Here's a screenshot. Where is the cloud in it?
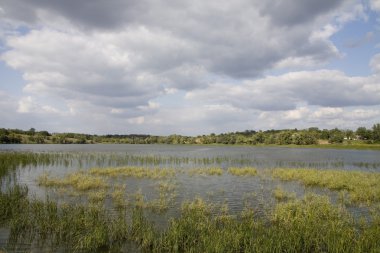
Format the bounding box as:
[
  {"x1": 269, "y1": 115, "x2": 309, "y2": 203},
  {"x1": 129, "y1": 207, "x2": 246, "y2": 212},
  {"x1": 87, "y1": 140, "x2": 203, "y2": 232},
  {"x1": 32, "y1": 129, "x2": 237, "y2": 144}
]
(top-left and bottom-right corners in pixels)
[
  {"x1": 0, "y1": 1, "x2": 378, "y2": 135},
  {"x1": 370, "y1": 0, "x2": 380, "y2": 12},
  {"x1": 370, "y1": 53, "x2": 380, "y2": 73},
  {"x1": 186, "y1": 70, "x2": 380, "y2": 111}
]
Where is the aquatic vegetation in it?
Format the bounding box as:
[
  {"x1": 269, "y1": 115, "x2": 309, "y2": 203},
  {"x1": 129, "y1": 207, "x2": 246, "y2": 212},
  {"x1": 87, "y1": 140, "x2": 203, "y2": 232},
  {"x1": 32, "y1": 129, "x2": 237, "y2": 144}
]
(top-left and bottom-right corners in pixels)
[
  {"x1": 228, "y1": 167, "x2": 257, "y2": 176},
  {"x1": 0, "y1": 185, "x2": 130, "y2": 252},
  {"x1": 1, "y1": 183, "x2": 380, "y2": 252},
  {"x1": 136, "y1": 194, "x2": 380, "y2": 252},
  {"x1": 112, "y1": 186, "x2": 127, "y2": 209},
  {"x1": 272, "y1": 187, "x2": 295, "y2": 201},
  {"x1": 38, "y1": 172, "x2": 108, "y2": 191},
  {"x1": 188, "y1": 167, "x2": 223, "y2": 176},
  {"x1": 88, "y1": 189, "x2": 107, "y2": 203},
  {"x1": 1, "y1": 150, "x2": 380, "y2": 252},
  {"x1": 89, "y1": 166, "x2": 176, "y2": 179},
  {"x1": 272, "y1": 168, "x2": 380, "y2": 204}
]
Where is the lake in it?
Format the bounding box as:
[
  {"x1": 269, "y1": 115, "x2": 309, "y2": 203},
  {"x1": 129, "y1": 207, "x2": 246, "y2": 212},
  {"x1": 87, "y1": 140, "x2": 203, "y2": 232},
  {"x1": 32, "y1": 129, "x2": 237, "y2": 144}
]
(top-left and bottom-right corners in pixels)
[{"x1": 1, "y1": 144, "x2": 380, "y2": 252}]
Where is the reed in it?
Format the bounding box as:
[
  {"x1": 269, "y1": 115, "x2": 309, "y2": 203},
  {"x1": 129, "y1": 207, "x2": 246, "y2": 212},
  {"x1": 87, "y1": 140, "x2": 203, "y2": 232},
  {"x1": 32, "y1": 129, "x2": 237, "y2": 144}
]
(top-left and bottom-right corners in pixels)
[
  {"x1": 228, "y1": 167, "x2": 257, "y2": 176},
  {"x1": 272, "y1": 168, "x2": 380, "y2": 204},
  {"x1": 1, "y1": 184, "x2": 380, "y2": 252},
  {"x1": 147, "y1": 194, "x2": 380, "y2": 252}
]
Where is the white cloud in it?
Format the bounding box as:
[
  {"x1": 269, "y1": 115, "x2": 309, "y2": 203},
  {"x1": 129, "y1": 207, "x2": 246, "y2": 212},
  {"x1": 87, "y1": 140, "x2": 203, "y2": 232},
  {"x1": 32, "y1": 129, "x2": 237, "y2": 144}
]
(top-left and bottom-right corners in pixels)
[
  {"x1": 370, "y1": 0, "x2": 380, "y2": 12},
  {"x1": 370, "y1": 53, "x2": 380, "y2": 73}
]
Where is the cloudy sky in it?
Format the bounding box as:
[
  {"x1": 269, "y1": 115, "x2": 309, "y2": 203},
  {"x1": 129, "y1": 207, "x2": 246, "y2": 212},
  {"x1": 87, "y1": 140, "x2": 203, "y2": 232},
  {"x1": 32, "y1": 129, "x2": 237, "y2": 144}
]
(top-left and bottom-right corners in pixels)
[{"x1": 0, "y1": 0, "x2": 380, "y2": 135}]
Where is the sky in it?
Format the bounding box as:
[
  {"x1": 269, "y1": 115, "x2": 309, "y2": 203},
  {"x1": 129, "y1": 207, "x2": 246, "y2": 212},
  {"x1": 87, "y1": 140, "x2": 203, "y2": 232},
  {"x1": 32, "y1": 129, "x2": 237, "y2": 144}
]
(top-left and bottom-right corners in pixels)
[{"x1": 0, "y1": 0, "x2": 380, "y2": 136}]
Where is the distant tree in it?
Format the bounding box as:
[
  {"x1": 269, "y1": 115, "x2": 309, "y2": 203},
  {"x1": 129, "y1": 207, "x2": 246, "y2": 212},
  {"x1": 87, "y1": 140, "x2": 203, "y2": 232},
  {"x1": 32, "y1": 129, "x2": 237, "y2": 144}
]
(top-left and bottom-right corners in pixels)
[
  {"x1": 356, "y1": 127, "x2": 371, "y2": 140},
  {"x1": 344, "y1": 130, "x2": 354, "y2": 140},
  {"x1": 373, "y1": 123, "x2": 380, "y2": 142},
  {"x1": 277, "y1": 131, "x2": 292, "y2": 145},
  {"x1": 28, "y1": 128, "x2": 36, "y2": 136},
  {"x1": 320, "y1": 129, "x2": 330, "y2": 140},
  {"x1": 328, "y1": 128, "x2": 344, "y2": 143}
]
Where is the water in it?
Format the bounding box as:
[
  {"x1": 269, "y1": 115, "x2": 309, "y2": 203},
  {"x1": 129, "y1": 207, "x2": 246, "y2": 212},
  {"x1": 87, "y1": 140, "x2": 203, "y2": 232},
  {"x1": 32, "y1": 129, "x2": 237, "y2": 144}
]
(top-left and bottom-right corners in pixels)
[{"x1": 1, "y1": 144, "x2": 380, "y2": 252}]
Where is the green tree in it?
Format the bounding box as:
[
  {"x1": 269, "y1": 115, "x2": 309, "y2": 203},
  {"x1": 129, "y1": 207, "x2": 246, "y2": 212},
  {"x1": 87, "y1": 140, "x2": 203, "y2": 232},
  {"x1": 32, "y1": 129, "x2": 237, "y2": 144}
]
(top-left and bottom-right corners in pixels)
[
  {"x1": 372, "y1": 123, "x2": 380, "y2": 142},
  {"x1": 356, "y1": 127, "x2": 371, "y2": 140}
]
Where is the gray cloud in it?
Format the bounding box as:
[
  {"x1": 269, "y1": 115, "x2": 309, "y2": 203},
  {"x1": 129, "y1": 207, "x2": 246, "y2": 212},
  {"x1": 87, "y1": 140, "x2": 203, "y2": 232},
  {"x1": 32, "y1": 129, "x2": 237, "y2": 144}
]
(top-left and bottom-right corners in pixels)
[
  {"x1": 259, "y1": 0, "x2": 344, "y2": 26},
  {"x1": 186, "y1": 70, "x2": 380, "y2": 111},
  {"x1": 1, "y1": 0, "x2": 347, "y2": 81},
  {"x1": 0, "y1": 0, "x2": 145, "y2": 29}
]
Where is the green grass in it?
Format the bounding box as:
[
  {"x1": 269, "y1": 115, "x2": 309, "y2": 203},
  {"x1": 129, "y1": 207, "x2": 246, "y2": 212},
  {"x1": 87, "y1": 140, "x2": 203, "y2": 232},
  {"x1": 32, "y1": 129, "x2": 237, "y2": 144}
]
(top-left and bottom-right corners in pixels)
[
  {"x1": 272, "y1": 168, "x2": 380, "y2": 204},
  {"x1": 228, "y1": 167, "x2": 258, "y2": 176},
  {"x1": 272, "y1": 187, "x2": 296, "y2": 201},
  {"x1": 1, "y1": 184, "x2": 380, "y2": 252},
  {"x1": 134, "y1": 194, "x2": 380, "y2": 252},
  {"x1": 38, "y1": 172, "x2": 108, "y2": 191}
]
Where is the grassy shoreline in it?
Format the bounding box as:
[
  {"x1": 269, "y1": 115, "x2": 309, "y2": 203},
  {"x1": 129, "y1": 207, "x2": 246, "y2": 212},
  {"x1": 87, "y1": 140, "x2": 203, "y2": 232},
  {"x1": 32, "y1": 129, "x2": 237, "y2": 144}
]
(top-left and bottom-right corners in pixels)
[{"x1": 2, "y1": 142, "x2": 380, "y2": 151}]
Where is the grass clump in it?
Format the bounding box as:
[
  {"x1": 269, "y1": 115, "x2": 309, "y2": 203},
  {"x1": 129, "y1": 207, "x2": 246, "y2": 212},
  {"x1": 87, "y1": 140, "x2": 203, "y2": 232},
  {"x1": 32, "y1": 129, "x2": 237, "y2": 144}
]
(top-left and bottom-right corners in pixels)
[
  {"x1": 188, "y1": 167, "x2": 223, "y2": 176},
  {"x1": 272, "y1": 187, "x2": 295, "y2": 201},
  {"x1": 89, "y1": 166, "x2": 176, "y2": 179},
  {"x1": 38, "y1": 172, "x2": 108, "y2": 191},
  {"x1": 272, "y1": 168, "x2": 380, "y2": 204},
  {"x1": 228, "y1": 167, "x2": 258, "y2": 176}
]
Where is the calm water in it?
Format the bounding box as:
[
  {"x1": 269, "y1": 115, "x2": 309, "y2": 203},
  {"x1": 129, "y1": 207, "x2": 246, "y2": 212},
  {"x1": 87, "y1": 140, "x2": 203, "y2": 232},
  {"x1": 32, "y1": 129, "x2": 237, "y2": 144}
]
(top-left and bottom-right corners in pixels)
[{"x1": 1, "y1": 144, "x2": 380, "y2": 252}]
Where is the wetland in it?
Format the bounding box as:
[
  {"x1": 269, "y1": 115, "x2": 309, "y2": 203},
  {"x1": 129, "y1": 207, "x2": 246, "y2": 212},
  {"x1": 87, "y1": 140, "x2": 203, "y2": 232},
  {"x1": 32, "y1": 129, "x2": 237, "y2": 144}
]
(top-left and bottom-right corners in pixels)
[{"x1": 0, "y1": 144, "x2": 380, "y2": 252}]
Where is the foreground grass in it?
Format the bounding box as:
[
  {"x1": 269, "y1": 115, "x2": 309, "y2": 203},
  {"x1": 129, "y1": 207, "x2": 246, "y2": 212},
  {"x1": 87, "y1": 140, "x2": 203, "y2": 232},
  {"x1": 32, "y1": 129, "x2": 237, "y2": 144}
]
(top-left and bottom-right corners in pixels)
[
  {"x1": 1, "y1": 184, "x2": 379, "y2": 252},
  {"x1": 272, "y1": 168, "x2": 380, "y2": 204},
  {"x1": 134, "y1": 194, "x2": 380, "y2": 253}
]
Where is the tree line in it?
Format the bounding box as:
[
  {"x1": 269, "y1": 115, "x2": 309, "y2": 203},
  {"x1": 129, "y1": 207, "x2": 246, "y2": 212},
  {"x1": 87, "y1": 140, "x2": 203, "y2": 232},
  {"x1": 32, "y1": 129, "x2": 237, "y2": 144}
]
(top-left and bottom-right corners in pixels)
[{"x1": 1, "y1": 124, "x2": 380, "y2": 145}]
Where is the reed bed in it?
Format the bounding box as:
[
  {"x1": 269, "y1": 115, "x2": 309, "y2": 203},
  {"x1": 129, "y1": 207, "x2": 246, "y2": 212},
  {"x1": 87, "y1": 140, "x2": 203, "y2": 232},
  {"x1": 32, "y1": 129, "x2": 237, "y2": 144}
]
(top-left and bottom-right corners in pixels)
[
  {"x1": 228, "y1": 167, "x2": 258, "y2": 176},
  {"x1": 272, "y1": 168, "x2": 380, "y2": 204}
]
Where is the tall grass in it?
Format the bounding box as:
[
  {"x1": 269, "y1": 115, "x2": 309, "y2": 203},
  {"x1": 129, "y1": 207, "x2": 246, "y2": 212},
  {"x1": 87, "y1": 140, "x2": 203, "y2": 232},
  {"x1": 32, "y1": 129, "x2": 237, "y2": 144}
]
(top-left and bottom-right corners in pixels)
[
  {"x1": 272, "y1": 168, "x2": 380, "y2": 204},
  {"x1": 135, "y1": 194, "x2": 380, "y2": 252},
  {"x1": 1, "y1": 185, "x2": 380, "y2": 252}
]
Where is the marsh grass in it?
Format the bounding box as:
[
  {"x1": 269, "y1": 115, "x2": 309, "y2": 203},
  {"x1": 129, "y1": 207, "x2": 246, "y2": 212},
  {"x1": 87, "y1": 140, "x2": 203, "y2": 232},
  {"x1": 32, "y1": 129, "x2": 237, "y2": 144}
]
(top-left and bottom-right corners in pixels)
[
  {"x1": 88, "y1": 189, "x2": 108, "y2": 204},
  {"x1": 1, "y1": 184, "x2": 380, "y2": 252},
  {"x1": 272, "y1": 187, "x2": 296, "y2": 201},
  {"x1": 112, "y1": 186, "x2": 127, "y2": 209},
  {"x1": 0, "y1": 185, "x2": 130, "y2": 252},
  {"x1": 89, "y1": 167, "x2": 176, "y2": 179},
  {"x1": 188, "y1": 167, "x2": 223, "y2": 176},
  {"x1": 38, "y1": 172, "x2": 108, "y2": 191},
  {"x1": 272, "y1": 168, "x2": 380, "y2": 204},
  {"x1": 228, "y1": 167, "x2": 258, "y2": 176}
]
